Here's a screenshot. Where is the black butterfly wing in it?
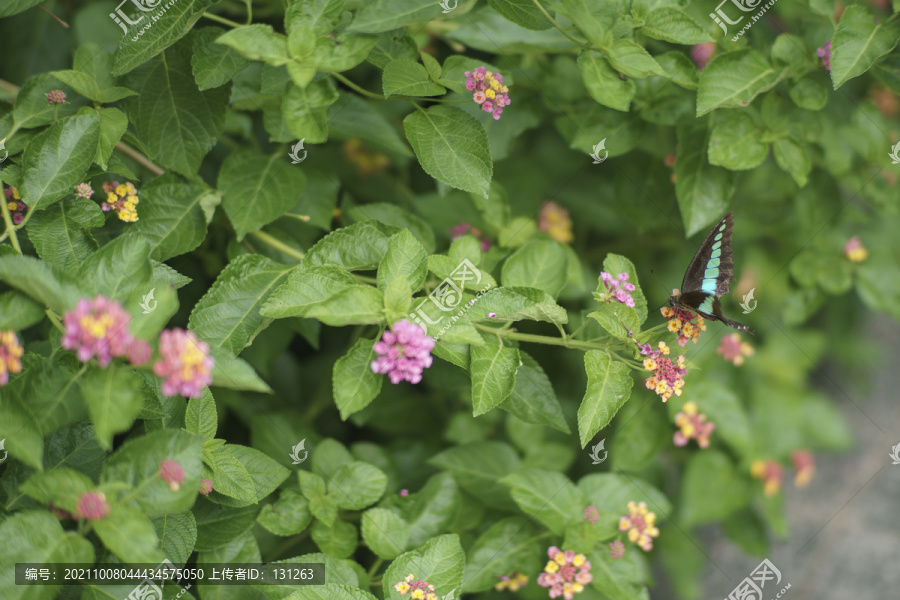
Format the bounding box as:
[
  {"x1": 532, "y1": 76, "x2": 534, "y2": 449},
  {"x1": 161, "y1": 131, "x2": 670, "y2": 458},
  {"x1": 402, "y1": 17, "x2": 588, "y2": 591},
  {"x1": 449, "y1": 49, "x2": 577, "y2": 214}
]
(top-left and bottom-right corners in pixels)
[{"x1": 680, "y1": 212, "x2": 734, "y2": 298}]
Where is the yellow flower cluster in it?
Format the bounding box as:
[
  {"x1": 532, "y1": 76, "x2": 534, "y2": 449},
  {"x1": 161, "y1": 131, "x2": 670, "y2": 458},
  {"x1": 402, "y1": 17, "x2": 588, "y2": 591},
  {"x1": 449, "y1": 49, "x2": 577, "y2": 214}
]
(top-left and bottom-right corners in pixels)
[
  {"x1": 394, "y1": 574, "x2": 438, "y2": 600},
  {"x1": 102, "y1": 181, "x2": 139, "y2": 222},
  {"x1": 0, "y1": 330, "x2": 24, "y2": 386},
  {"x1": 495, "y1": 571, "x2": 528, "y2": 592},
  {"x1": 538, "y1": 201, "x2": 573, "y2": 243},
  {"x1": 618, "y1": 501, "x2": 659, "y2": 551}
]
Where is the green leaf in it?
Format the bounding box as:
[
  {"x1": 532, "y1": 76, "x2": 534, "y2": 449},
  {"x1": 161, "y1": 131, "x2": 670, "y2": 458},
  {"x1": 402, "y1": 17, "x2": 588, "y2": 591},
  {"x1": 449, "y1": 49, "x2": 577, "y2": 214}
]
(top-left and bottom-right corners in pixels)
[
  {"x1": 26, "y1": 199, "x2": 103, "y2": 273},
  {"x1": 283, "y1": 79, "x2": 340, "y2": 144},
  {"x1": 152, "y1": 511, "x2": 197, "y2": 566},
  {"x1": 361, "y1": 508, "x2": 409, "y2": 559},
  {"x1": 578, "y1": 52, "x2": 635, "y2": 112},
  {"x1": 312, "y1": 518, "x2": 358, "y2": 558},
  {"x1": 578, "y1": 472, "x2": 672, "y2": 522},
  {"x1": 94, "y1": 505, "x2": 164, "y2": 563},
  {"x1": 209, "y1": 444, "x2": 290, "y2": 506},
  {"x1": 462, "y1": 516, "x2": 541, "y2": 592},
  {"x1": 403, "y1": 105, "x2": 493, "y2": 198},
  {"x1": 773, "y1": 137, "x2": 811, "y2": 187},
  {"x1": 0, "y1": 291, "x2": 44, "y2": 329},
  {"x1": 288, "y1": 585, "x2": 379, "y2": 600},
  {"x1": 788, "y1": 75, "x2": 828, "y2": 110},
  {"x1": 429, "y1": 441, "x2": 521, "y2": 509},
  {"x1": 209, "y1": 347, "x2": 274, "y2": 393},
  {"x1": 0, "y1": 254, "x2": 82, "y2": 314},
  {"x1": 346, "y1": 203, "x2": 436, "y2": 252},
  {"x1": 102, "y1": 429, "x2": 205, "y2": 517},
  {"x1": 10, "y1": 73, "x2": 85, "y2": 130},
  {"x1": 349, "y1": 0, "x2": 445, "y2": 33},
  {"x1": 315, "y1": 33, "x2": 379, "y2": 72},
  {"x1": 328, "y1": 461, "x2": 387, "y2": 510},
  {"x1": 606, "y1": 39, "x2": 663, "y2": 79},
  {"x1": 95, "y1": 107, "x2": 129, "y2": 170},
  {"x1": 19, "y1": 111, "x2": 100, "y2": 209},
  {"x1": 258, "y1": 489, "x2": 312, "y2": 536},
  {"x1": 589, "y1": 546, "x2": 650, "y2": 599},
  {"x1": 192, "y1": 27, "x2": 252, "y2": 90},
  {"x1": 111, "y1": 0, "x2": 216, "y2": 76},
  {"x1": 305, "y1": 221, "x2": 400, "y2": 270},
  {"x1": 501, "y1": 352, "x2": 571, "y2": 434},
  {"x1": 499, "y1": 469, "x2": 585, "y2": 535},
  {"x1": 304, "y1": 285, "x2": 385, "y2": 326},
  {"x1": 675, "y1": 124, "x2": 736, "y2": 236},
  {"x1": 204, "y1": 446, "x2": 257, "y2": 505},
  {"x1": 122, "y1": 42, "x2": 229, "y2": 177},
  {"x1": 655, "y1": 51, "x2": 699, "y2": 90},
  {"x1": 333, "y1": 338, "x2": 383, "y2": 420},
  {"x1": 378, "y1": 229, "x2": 428, "y2": 293},
  {"x1": 468, "y1": 287, "x2": 568, "y2": 324},
  {"x1": 50, "y1": 44, "x2": 137, "y2": 103},
  {"x1": 487, "y1": 0, "x2": 553, "y2": 30},
  {"x1": 383, "y1": 534, "x2": 465, "y2": 600},
  {"x1": 79, "y1": 364, "x2": 143, "y2": 451},
  {"x1": 830, "y1": 6, "x2": 900, "y2": 88},
  {"x1": 641, "y1": 8, "x2": 710, "y2": 44},
  {"x1": 286, "y1": 0, "x2": 345, "y2": 35},
  {"x1": 470, "y1": 334, "x2": 521, "y2": 416},
  {"x1": 327, "y1": 95, "x2": 414, "y2": 158},
  {"x1": 189, "y1": 254, "x2": 293, "y2": 353},
  {"x1": 610, "y1": 397, "x2": 668, "y2": 471},
  {"x1": 501, "y1": 238, "x2": 568, "y2": 298},
  {"x1": 125, "y1": 175, "x2": 214, "y2": 261},
  {"x1": 578, "y1": 351, "x2": 634, "y2": 448},
  {"x1": 77, "y1": 235, "x2": 153, "y2": 300},
  {"x1": 708, "y1": 111, "x2": 768, "y2": 170},
  {"x1": 185, "y1": 388, "x2": 218, "y2": 440},
  {"x1": 679, "y1": 451, "x2": 750, "y2": 527},
  {"x1": 215, "y1": 24, "x2": 289, "y2": 65},
  {"x1": 696, "y1": 49, "x2": 782, "y2": 116},
  {"x1": 382, "y1": 60, "x2": 447, "y2": 97},
  {"x1": 191, "y1": 498, "x2": 260, "y2": 552},
  {"x1": 20, "y1": 467, "x2": 94, "y2": 514},
  {"x1": 402, "y1": 472, "x2": 460, "y2": 546},
  {"x1": 262, "y1": 265, "x2": 357, "y2": 318}
]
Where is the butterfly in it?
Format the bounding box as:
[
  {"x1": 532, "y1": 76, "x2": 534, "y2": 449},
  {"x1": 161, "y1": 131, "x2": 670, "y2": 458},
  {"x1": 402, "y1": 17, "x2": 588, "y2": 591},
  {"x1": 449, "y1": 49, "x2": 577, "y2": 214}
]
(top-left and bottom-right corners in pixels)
[{"x1": 668, "y1": 212, "x2": 755, "y2": 335}]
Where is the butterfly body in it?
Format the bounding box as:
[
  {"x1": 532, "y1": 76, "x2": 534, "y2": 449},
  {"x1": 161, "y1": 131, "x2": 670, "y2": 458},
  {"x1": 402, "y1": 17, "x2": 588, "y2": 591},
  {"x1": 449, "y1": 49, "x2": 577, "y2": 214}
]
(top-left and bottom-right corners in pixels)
[{"x1": 668, "y1": 212, "x2": 755, "y2": 335}]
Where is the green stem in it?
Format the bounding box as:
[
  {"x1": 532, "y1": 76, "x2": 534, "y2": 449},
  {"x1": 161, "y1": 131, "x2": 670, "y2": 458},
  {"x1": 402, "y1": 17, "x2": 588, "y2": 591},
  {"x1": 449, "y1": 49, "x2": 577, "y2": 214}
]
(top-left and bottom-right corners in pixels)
[
  {"x1": 567, "y1": 319, "x2": 592, "y2": 340},
  {"x1": 284, "y1": 212, "x2": 311, "y2": 222},
  {"x1": 46, "y1": 310, "x2": 66, "y2": 334},
  {"x1": 201, "y1": 11, "x2": 243, "y2": 28},
  {"x1": 367, "y1": 558, "x2": 383, "y2": 580},
  {"x1": 355, "y1": 274, "x2": 377, "y2": 284},
  {"x1": 243, "y1": 0, "x2": 252, "y2": 24},
  {"x1": 249, "y1": 230, "x2": 305, "y2": 261},
  {"x1": 531, "y1": 0, "x2": 592, "y2": 49},
  {"x1": 0, "y1": 193, "x2": 22, "y2": 253},
  {"x1": 473, "y1": 322, "x2": 606, "y2": 352},
  {"x1": 331, "y1": 73, "x2": 386, "y2": 100},
  {"x1": 332, "y1": 73, "x2": 470, "y2": 104}
]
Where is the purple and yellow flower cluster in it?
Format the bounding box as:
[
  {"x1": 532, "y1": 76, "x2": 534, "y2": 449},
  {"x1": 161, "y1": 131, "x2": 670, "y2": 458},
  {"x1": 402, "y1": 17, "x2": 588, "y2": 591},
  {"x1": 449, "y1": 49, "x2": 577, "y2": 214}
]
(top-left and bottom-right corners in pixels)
[
  {"x1": 393, "y1": 574, "x2": 438, "y2": 600},
  {"x1": 61, "y1": 296, "x2": 151, "y2": 367},
  {"x1": 817, "y1": 41, "x2": 832, "y2": 72},
  {"x1": 465, "y1": 66, "x2": 510, "y2": 120},
  {"x1": 158, "y1": 458, "x2": 185, "y2": 492},
  {"x1": 47, "y1": 89, "x2": 66, "y2": 104},
  {"x1": 4, "y1": 186, "x2": 27, "y2": 225},
  {"x1": 536, "y1": 546, "x2": 593, "y2": 599},
  {"x1": 844, "y1": 235, "x2": 867, "y2": 262},
  {"x1": 661, "y1": 290, "x2": 706, "y2": 346},
  {"x1": 641, "y1": 341, "x2": 687, "y2": 402},
  {"x1": 673, "y1": 402, "x2": 715, "y2": 448},
  {"x1": 449, "y1": 222, "x2": 492, "y2": 252},
  {"x1": 101, "y1": 180, "x2": 140, "y2": 222},
  {"x1": 370, "y1": 319, "x2": 435, "y2": 385},
  {"x1": 598, "y1": 271, "x2": 637, "y2": 308},
  {"x1": 495, "y1": 571, "x2": 528, "y2": 592},
  {"x1": 538, "y1": 201, "x2": 574, "y2": 244},
  {"x1": 0, "y1": 330, "x2": 24, "y2": 386},
  {"x1": 153, "y1": 328, "x2": 215, "y2": 398},
  {"x1": 618, "y1": 501, "x2": 659, "y2": 552},
  {"x1": 716, "y1": 333, "x2": 754, "y2": 366}
]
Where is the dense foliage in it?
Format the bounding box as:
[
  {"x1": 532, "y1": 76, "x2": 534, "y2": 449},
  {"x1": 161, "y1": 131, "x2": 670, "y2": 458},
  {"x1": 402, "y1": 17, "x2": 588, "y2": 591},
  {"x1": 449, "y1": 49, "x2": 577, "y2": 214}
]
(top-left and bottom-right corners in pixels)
[{"x1": 1, "y1": 0, "x2": 898, "y2": 599}]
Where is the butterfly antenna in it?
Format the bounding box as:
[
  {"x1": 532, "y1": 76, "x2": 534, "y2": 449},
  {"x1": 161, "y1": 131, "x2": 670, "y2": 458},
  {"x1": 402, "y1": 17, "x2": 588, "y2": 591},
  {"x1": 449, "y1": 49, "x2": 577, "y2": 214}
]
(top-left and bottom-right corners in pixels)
[{"x1": 648, "y1": 269, "x2": 670, "y2": 295}]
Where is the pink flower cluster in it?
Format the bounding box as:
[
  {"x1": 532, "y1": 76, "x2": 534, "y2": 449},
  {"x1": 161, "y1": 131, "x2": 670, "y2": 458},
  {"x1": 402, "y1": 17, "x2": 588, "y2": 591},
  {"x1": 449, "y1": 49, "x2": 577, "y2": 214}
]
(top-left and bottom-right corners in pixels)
[
  {"x1": 75, "y1": 491, "x2": 110, "y2": 521},
  {"x1": 599, "y1": 272, "x2": 636, "y2": 308},
  {"x1": 75, "y1": 183, "x2": 94, "y2": 199},
  {"x1": 0, "y1": 330, "x2": 24, "y2": 386},
  {"x1": 158, "y1": 458, "x2": 185, "y2": 492},
  {"x1": 691, "y1": 42, "x2": 715, "y2": 70},
  {"x1": 449, "y1": 222, "x2": 492, "y2": 252},
  {"x1": 199, "y1": 478, "x2": 213, "y2": 495},
  {"x1": 609, "y1": 540, "x2": 625, "y2": 559},
  {"x1": 817, "y1": 41, "x2": 832, "y2": 72},
  {"x1": 583, "y1": 505, "x2": 600, "y2": 524},
  {"x1": 370, "y1": 320, "x2": 435, "y2": 384},
  {"x1": 5, "y1": 186, "x2": 27, "y2": 225},
  {"x1": 47, "y1": 89, "x2": 66, "y2": 104},
  {"x1": 537, "y1": 546, "x2": 593, "y2": 600},
  {"x1": 465, "y1": 66, "x2": 510, "y2": 120},
  {"x1": 673, "y1": 402, "x2": 715, "y2": 448},
  {"x1": 61, "y1": 296, "x2": 151, "y2": 367},
  {"x1": 153, "y1": 328, "x2": 214, "y2": 398}
]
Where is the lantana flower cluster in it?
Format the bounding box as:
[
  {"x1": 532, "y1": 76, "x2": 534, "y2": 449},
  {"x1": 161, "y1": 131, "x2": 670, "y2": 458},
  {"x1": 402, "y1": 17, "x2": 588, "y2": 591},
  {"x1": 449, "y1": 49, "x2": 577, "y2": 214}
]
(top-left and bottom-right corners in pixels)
[
  {"x1": 101, "y1": 180, "x2": 140, "y2": 222},
  {"x1": 0, "y1": 330, "x2": 24, "y2": 386},
  {"x1": 673, "y1": 401, "x2": 715, "y2": 448},
  {"x1": 47, "y1": 89, "x2": 67, "y2": 104},
  {"x1": 158, "y1": 458, "x2": 185, "y2": 492},
  {"x1": 583, "y1": 505, "x2": 600, "y2": 524},
  {"x1": 661, "y1": 290, "x2": 707, "y2": 345},
  {"x1": 4, "y1": 186, "x2": 27, "y2": 225},
  {"x1": 618, "y1": 501, "x2": 660, "y2": 551},
  {"x1": 393, "y1": 574, "x2": 438, "y2": 600},
  {"x1": 538, "y1": 201, "x2": 574, "y2": 244},
  {"x1": 597, "y1": 272, "x2": 636, "y2": 308},
  {"x1": 717, "y1": 333, "x2": 754, "y2": 366},
  {"x1": 844, "y1": 235, "x2": 868, "y2": 262},
  {"x1": 75, "y1": 491, "x2": 110, "y2": 521},
  {"x1": 342, "y1": 138, "x2": 390, "y2": 176},
  {"x1": 817, "y1": 41, "x2": 832, "y2": 72},
  {"x1": 449, "y1": 222, "x2": 492, "y2": 252},
  {"x1": 465, "y1": 66, "x2": 510, "y2": 120},
  {"x1": 370, "y1": 319, "x2": 435, "y2": 385},
  {"x1": 537, "y1": 546, "x2": 593, "y2": 600},
  {"x1": 609, "y1": 540, "x2": 625, "y2": 559},
  {"x1": 495, "y1": 571, "x2": 528, "y2": 592},
  {"x1": 751, "y1": 459, "x2": 784, "y2": 496},
  {"x1": 61, "y1": 295, "x2": 214, "y2": 398},
  {"x1": 792, "y1": 450, "x2": 815, "y2": 487},
  {"x1": 640, "y1": 341, "x2": 687, "y2": 402}
]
